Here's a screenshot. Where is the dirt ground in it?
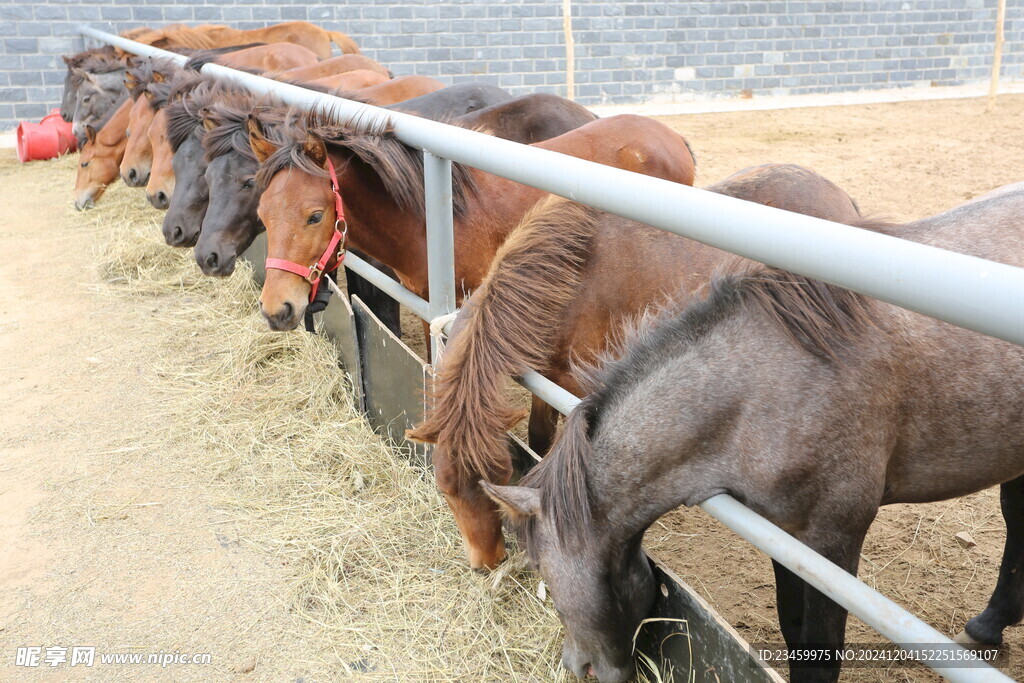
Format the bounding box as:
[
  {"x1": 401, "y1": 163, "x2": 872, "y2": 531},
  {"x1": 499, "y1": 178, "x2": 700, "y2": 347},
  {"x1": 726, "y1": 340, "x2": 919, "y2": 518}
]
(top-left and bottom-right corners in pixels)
[{"x1": 2, "y1": 93, "x2": 1024, "y2": 682}]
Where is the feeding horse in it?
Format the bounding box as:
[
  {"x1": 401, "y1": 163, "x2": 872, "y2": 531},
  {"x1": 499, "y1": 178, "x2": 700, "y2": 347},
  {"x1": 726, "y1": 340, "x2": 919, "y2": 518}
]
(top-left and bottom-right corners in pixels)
[
  {"x1": 247, "y1": 113, "x2": 696, "y2": 347},
  {"x1": 69, "y1": 53, "x2": 128, "y2": 147},
  {"x1": 123, "y1": 21, "x2": 359, "y2": 59},
  {"x1": 482, "y1": 188, "x2": 1024, "y2": 683},
  {"x1": 409, "y1": 164, "x2": 862, "y2": 570},
  {"x1": 74, "y1": 98, "x2": 132, "y2": 210},
  {"x1": 61, "y1": 45, "x2": 120, "y2": 122}
]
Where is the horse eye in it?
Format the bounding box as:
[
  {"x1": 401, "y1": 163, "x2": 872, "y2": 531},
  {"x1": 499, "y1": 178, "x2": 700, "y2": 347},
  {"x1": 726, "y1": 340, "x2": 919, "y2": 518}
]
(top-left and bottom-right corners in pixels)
[
  {"x1": 83, "y1": 96, "x2": 91, "y2": 103},
  {"x1": 125, "y1": 129, "x2": 131, "y2": 138},
  {"x1": 80, "y1": 161, "x2": 89, "y2": 168},
  {"x1": 242, "y1": 178, "x2": 255, "y2": 190},
  {"x1": 307, "y1": 211, "x2": 324, "y2": 225}
]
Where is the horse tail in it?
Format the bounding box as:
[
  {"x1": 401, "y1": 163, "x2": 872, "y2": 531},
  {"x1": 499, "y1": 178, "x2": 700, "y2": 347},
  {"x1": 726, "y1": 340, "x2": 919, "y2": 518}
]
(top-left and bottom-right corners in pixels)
[
  {"x1": 328, "y1": 31, "x2": 361, "y2": 55},
  {"x1": 407, "y1": 196, "x2": 598, "y2": 485}
]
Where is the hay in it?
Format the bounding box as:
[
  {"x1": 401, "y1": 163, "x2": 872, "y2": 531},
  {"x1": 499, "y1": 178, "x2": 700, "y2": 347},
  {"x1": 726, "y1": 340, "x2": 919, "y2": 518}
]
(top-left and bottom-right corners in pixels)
[{"x1": 79, "y1": 178, "x2": 573, "y2": 680}]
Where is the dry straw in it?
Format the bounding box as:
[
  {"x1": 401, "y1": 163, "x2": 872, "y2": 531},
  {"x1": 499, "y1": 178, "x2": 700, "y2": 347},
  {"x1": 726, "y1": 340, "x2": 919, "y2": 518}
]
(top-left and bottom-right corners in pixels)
[{"x1": 73, "y1": 171, "x2": 677, "y2": 681}]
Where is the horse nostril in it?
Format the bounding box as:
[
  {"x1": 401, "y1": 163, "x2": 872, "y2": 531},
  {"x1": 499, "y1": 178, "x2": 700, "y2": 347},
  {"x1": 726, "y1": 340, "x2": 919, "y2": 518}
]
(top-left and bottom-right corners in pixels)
[
  {"x1": 206, "y1": 252, "x2": 219, "y2": 270},
  {"x1": 280, "y1": 302, "x2": 293, "y2": 321},
  {"x1": 172, "y1": 226, "x2": 183, "y2": 243},
  {"x1": 128, "y1": 168, "x2": 137, "y2": 183},
  {"x1": 157, "y1": 191, "x2": 167, "y2": 206}
]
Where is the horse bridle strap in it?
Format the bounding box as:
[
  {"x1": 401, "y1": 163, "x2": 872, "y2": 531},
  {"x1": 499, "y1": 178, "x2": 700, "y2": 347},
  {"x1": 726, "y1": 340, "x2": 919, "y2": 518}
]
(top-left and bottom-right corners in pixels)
[{"x1": 264, "y1": 157, "x2": 348, "y2": 302}]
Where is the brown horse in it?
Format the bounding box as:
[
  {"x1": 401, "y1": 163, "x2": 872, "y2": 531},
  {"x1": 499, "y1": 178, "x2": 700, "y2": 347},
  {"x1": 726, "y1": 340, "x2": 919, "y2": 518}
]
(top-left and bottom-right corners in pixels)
[
  {"x1": 483, "y1": 188, "x2": 1024, "y2": 683},
  {"x1": 248, "y1": 113, "x2": 696, "y2": 335},
  {"x1": 145, "y1": 72, "x2": 205, "y2": 210},
  {"x1": 408, "y1": 164, "x2": 862, "y2": 569},
  {"x1": 74, "y1": 98, "x2": 132, "y2": 210},
  {"x1": 275, "y1": 54, "x2": 391, "y2": 80},
  {"x1": 456, "y1": 93, "x2": 596, "y2": 144},
  {"x1": 306, "y1": 69, "x2": 391, "y2": 92},
  {"x1": 317, "y1": 75, "x2": 445, "y2": 106},
  {"x1": 124, "y1": 21, "x2": 359, "y2": 58},
  {"x1": 184, "y1": 42, "x2": 320, "y2": 72},
  {"x1": 120, "y1": 60, "x2": 180, "y2": 187}
]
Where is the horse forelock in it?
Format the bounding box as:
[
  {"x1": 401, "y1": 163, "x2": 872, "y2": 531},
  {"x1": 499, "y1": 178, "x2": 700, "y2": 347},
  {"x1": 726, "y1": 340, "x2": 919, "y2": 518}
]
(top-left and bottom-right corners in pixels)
[{"x1": 204, "y1": 95, "x2": 285, "y2": 163}]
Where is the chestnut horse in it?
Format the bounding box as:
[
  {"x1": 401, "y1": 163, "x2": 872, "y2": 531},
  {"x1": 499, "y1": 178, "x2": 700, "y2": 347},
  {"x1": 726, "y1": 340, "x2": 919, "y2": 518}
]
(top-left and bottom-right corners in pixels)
[
  {"x1": 318, "y1": 76, "x2": 446, "y2": 107},
  {"x1": 145, "y1": 72, "x2": 205, "y2": 210},
  {"x1": 183, "y1": 42, "x2": 320, "y2": 73},
  {"x1": 305, "y1": 69, "x2": 391, "y2": 92},
  {"x1": 120, "y1": 59, "x2": 180, "y2": 188},
  {"x1": 409, "y1": 164, "x2": 862, "y2": 569},
  {"x1": 275, "y1": 54, "x2": 391, "y2": 80},
  {"x1": 483, "y1": 188, "x2": 1024, "y2": 683},
  {"x1": 74, "y1": 98, "x2": 132, "y2": 210},
  {"x1": 125, "y1": 21, "x2": 359, "y2": 58},
  {"x1": 248, "y1": 114, "x2": 696, "y2": 337}
]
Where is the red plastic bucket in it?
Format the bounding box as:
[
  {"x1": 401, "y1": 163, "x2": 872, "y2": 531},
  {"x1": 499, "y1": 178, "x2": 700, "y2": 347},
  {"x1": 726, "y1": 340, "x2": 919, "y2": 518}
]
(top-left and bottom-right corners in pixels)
[{"x1": 16, "y1": 108, "x2": 77, "y2": 163}]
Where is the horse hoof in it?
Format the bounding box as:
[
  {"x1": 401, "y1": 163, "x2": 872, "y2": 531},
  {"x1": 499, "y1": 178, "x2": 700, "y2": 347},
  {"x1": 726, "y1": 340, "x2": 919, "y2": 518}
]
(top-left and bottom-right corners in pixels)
[{"x1": 954, "y1": 629, "x2": 1001, "y2": 651}]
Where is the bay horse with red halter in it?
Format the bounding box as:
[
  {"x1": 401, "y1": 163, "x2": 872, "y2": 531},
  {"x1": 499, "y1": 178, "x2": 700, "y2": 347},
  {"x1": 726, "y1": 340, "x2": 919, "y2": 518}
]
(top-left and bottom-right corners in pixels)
[
  {"x1": 275, "y1": 54, "x2": 392, "y2": 80},
  {"x1": 188, "y1": 82, "x2": 514, "y2": 274},
  {"x1": 74, "y1": 98, "x2": 132, "y2": 210},
  {"x1": 247, "y1": 113, "x2": 697, "y2": 338},
  {"x1": 407, "y1": 164, "x2": 862, "y2": 570},
  {"x1": 482, "y1": 188, "x2": 1024, "y2": 683},
  {"x1": 123, "y1": 21, "x2": 359, "y2": 59}
]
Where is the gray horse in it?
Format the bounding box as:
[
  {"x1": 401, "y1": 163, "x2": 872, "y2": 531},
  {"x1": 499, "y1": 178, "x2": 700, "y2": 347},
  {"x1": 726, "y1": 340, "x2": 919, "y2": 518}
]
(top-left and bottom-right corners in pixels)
[{"x1": 484, "y1": 188, "x2": 1024, "y2": 682}]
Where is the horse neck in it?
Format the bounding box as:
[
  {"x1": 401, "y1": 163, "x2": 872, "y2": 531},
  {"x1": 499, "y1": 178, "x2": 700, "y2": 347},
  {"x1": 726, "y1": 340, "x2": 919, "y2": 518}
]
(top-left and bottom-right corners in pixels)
[{"x1": 331, "y1": 149, "x2": 429, "y2": 294}]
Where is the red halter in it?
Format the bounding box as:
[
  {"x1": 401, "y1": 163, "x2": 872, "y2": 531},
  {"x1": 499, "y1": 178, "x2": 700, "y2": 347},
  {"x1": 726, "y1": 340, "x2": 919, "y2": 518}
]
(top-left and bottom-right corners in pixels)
[{"x1": 264, "y1": 158, "x2": 348, "y2": 302}]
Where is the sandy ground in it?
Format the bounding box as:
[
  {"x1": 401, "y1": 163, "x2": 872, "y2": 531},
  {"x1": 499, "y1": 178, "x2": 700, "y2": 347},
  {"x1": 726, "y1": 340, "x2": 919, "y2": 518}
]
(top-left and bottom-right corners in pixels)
[{"x1": 2, "y1": 93, "x2": 1024, "y2": 682}]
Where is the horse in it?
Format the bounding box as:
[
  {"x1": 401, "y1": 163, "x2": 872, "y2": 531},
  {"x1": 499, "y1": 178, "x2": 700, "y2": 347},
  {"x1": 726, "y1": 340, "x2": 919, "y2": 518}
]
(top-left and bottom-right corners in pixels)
[
  {"x1": 189, "y1": 83, "x2": 517, "y2": 274},
  {"x1": 305, "y1": 69, "x2": 391, "y2": 92},
  {"x1": 391, "y1": 83, "x2": 513, "y2": 119},
  {"x1": 69, "y1": 53, "x2": 128, "y2": 147},
  {"x1": 123, "y1": 21, "x2": 359, "y2": 59},
  {"x1": 74, "y1": 99, "x2": 132, "y2": 210},
  {"x1": 248, "y1": 114, "x2": 696, "y2": 342},
  {"x1": 274, "y1": 54, "x2": 392, "y2": 80},
  {"x1": 481, "y1": 188, "x2": 1024, "y2": 683},
  {"x1": 408, "y1": 164, "x2": 862, "y2": 570},
  {"x1": 61, "y1": 46, "x2": 119, "y2": 123},
  {"x1": 183, "y1": 42, "x2": 320, "y2": 73},
  {"x1": 317, "y1": 75, "x2": 445, "y2": 107},
  {"x1": 144, "y1": 71, "x2": 205, "y2": 210},
  {"x1": 455, "y1": 93, "x2": 597, "y2": 144},
  {"x1": 120, "y1": 59, "x2": 180, "y2": 188}
]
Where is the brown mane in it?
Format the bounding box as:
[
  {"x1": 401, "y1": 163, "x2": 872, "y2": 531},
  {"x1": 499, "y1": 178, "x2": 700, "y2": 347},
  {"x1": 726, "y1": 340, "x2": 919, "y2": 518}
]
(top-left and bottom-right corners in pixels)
[
  {"x1": 125, "y1": 58, "x2": 180, "y2": 101},
  {"x1": 408, "y1": 198, "x2": 599, "y2": 486},
  {"x1": 166, "y1": 79, "x2": 241, "y2": 152},
  {"x1": 255, "y1": 106, "x2": 477, "y2": 219}
]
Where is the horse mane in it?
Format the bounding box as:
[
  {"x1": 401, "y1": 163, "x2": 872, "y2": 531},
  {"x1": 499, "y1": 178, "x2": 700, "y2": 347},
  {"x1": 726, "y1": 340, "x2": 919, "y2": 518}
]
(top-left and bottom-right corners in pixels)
[
  {"x1": 203, "y1": 92, "x2": 291, "y2": 161},
  {"x1": 407, "y1": 197, "x2": 599, "y2": 486},
  {"x1": 166, "y1": 79, "x2": 238, "y2": 152},
  {"x1": 126, "y1": 58, "x2": 180, "y2": 101},
  {"x1": 256, "y1": 106, "x2": 477, "y2": 219}
]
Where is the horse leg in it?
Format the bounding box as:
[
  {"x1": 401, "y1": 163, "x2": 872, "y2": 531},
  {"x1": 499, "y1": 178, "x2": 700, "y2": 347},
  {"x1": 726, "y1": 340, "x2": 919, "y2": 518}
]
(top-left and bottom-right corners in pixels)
[
  {"x1": 962, "y1": 474, "x2": 1024, "y2": 646},
  {"x1": 527, "y1": 395, "x2": 559, "y2": 455},
  {"x1": 787, "y1": 527, "x2": 866, "y2": 683},
  {"x1": 772, "y1": 559, "x2": 806, "y2": 650}
]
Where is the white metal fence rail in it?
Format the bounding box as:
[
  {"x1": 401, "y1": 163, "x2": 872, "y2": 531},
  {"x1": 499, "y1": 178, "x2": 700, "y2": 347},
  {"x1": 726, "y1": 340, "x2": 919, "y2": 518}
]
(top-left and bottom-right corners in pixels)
[{"x1": 81, "y1": 25, "x2": 1019, "y2": 682}]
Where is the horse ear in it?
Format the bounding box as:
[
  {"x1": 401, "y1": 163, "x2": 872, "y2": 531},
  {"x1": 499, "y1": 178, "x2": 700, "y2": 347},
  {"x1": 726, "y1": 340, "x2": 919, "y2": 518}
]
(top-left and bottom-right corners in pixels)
[
  {"x1": 202, "y1": 115, "x2": 216, "y2": 132},
  {"x1": 151, "y1": 70, "x2": 165, "y2": 84},
  {"x1": 302, "y1": 132, "x2": 327, "y2": 168},
  {"x1": 247, "y1": 116, "x2": 277, "y2": 164},
  {"x1": 480, "y1": 481, "x2": 541, "y2": 522},
  {"x1": 85, "y1": 125, "x2": 97, "y2": 144},
  {"x1": 62, "y1": 55, "x2": 71, "y2": 65}
]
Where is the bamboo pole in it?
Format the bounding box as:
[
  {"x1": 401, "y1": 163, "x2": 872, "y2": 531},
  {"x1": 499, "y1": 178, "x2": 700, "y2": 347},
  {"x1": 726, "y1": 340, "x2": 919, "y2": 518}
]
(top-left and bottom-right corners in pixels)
[
  {"x1": 563, "y1": 0, "x2": 575, "y2": 101},
  {"x1": 987, "y1": 0, "x2": 1007, "y2": 112}
]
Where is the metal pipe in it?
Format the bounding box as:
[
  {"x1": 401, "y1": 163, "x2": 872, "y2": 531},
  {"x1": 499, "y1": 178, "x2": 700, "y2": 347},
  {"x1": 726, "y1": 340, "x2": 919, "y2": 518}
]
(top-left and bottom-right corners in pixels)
[
  {"x1": 344, "y1": 252, "x2": 430, "y2": 320},
  {"x1": 424, "y1": 152, "x2": 456, "y2": 360},
  {"x1": 700, "y1": 495, "x2": 1012, "y2": 683},
  {"x1": 79, "y1": 25, "x2": 1024, "y2": 348}
]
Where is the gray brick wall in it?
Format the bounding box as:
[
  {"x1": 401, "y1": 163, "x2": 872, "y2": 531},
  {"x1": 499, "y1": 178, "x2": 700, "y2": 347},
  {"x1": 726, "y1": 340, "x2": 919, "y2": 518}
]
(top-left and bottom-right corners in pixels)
[{"x1": 0, "y1": 0, "x2": 1022, "y2": 130}]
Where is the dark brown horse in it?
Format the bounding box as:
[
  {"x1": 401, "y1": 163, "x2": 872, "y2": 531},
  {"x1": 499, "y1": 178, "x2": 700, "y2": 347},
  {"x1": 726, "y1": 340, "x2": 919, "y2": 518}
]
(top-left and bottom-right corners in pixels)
[
  {"x1": 409, "y1": 164, "x2": 862, "y2": 569},
  {"x1": 455, "y1": 93, "x2": 597, "y2": 144},
  {"x1": 74, "y1": 98, "x2": 132, "y2": 210},
  {"x1": 124, "y1": 21, "x2": 359, "y2": 58},
  {"x1": 248, "y1": 114, "x2": 697, "y2": 337},
  {"x1": 482, "y1": 188, "x2": 1024, "y2": 683}
]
